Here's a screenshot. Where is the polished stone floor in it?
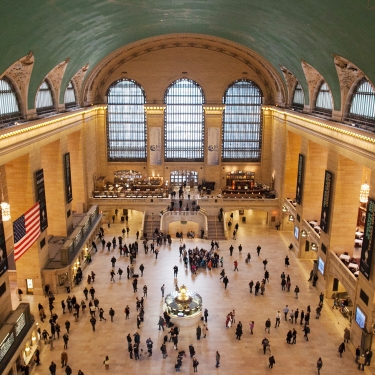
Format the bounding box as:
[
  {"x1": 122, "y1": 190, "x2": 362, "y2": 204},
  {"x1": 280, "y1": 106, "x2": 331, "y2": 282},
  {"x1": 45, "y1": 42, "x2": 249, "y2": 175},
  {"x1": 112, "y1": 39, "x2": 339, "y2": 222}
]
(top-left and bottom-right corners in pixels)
[{"x1": 12, "y1": 209, "x2": 365, "y2": 374}]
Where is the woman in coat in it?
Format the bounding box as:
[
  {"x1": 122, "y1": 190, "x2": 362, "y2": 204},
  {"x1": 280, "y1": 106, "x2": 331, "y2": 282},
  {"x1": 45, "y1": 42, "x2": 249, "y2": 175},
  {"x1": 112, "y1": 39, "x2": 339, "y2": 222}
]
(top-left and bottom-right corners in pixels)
[
  {"x1": 235, "y1": 322, "x2": 243, "y2": 340},
  {"x1": 196, "y1": 325, "x2": 202, "y2": 340},
  {"x1": 286, "y1": 330, "x2": 292, "y2": 344}
]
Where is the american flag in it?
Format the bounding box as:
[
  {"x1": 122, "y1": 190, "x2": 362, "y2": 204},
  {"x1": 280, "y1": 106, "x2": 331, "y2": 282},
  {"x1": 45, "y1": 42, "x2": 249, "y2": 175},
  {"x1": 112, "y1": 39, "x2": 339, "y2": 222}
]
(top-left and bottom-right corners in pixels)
[{"x1": 13, "y1": 202, "x2": 41, "y2": 261}]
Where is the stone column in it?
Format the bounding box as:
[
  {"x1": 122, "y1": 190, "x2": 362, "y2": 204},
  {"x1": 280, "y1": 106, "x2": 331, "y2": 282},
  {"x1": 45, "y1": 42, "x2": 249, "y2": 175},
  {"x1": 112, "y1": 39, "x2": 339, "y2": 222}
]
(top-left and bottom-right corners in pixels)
[{"x1": 41, "y1": 138, "x2": 72, "y2": 236}]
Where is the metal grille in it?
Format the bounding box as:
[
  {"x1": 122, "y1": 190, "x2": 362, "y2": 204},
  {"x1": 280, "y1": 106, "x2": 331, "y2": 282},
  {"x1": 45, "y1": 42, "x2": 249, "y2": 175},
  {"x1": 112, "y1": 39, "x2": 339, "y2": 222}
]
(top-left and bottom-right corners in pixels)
[
  {"x1": 346, "y1": 78, "x2": 375, "y2": 130},
  {"x1": 36, "y1": 81, "x2": 55, "y2": 114},
  {"x1": 313, "y1": 82, "x2": 332, "y2": 116},
  {"x1": 64, "y1": 81, "x2": 77, "y2": 108},
  {"x1": 164, "y1": 79, "x2": 204, "y2": 161},
  {"x1": 170, "y1": 170, "x2": 198, "y2": 186},
  {"x1": 0, "y1": 78, "x2": 21, "y2": 123},
  {"x1": 292, "y1": 83, "x2": 304, "y2": 111},
  {"x1": 107, "y1": 79, "x2": 147, "y2": 161},
  {"x1": 222, "y1": 80, "x2": 262, "y2": 162}
]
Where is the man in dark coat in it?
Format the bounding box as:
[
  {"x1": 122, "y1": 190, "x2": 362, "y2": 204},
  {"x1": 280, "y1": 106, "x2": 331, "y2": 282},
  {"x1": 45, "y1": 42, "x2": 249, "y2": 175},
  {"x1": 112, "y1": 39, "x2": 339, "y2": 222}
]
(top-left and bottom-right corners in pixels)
[{"x1": 196, "y1": 325, "x2": 202, "y2": 340}]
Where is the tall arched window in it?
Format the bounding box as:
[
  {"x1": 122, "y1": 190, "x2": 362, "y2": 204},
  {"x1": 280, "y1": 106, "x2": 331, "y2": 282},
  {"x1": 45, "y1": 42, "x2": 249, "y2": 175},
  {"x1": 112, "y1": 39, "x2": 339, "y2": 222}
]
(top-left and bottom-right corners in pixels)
[
  {"x1": 313, "y1": 82, "x2": 332, "y2": 116},
  {"x1": 64, "y1": 81, "x2": 77, "y2": 109},
  {"x1": 107, "y1": 79, "x2": 147, "y2": 161},
  {"x1": 346, "y1": 78, "x2": 375, "y2": 129},
  {"x1": 164, "y1": 79, "x2": 204, "y2": 161},
  {"x1": 0, "y1": 77, "x2": 21, "y2": 123},
  {"x1": 222, "y1": 80, "x2": 262, "y2": 162},
  {"x1": 292, "y1": 83, "x2": 304, "y2": 111},
  {"x1": 36, "y1": 80, "x2": 54, "y2": 114}
]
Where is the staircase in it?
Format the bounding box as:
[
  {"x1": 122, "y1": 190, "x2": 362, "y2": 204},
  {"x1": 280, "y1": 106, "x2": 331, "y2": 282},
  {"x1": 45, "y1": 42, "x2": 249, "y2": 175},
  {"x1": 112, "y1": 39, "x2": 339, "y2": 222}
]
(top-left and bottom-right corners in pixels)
[
  {"x1": 207, "y1": 216, "x2": 226, "y2": 240},
  {"x1": 142, "y1": 214, "x2": 160, "y2": 239}
]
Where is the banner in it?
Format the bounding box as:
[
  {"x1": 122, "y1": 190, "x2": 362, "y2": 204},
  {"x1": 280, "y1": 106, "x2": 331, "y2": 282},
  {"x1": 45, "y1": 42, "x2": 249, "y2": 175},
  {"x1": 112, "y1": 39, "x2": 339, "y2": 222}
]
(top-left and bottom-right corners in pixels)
[
  {"x1": 149, "y1": 127, "x2": 162, "y2": 165},
  {"x1": 0, "y1": 217, "x2": 8, "y2": 277},
  {"x1": 360, "y1": 197, "x2": 375, "y2": 280},
  {"x1": 295, "y1": 153, "x2": 304, "y2": 205},
  {"x1": 35, "y1": 169, "x2": 48, "y2": 232},
  {"x1": 319, "y1": 170, "x2": 333, "y2": 233},
  {"x1": 207, "y1": 127, "x2": 220, "y2": 166},
  {"x1": 64, "y1": 153, "x2": 73, "y2": 203}
]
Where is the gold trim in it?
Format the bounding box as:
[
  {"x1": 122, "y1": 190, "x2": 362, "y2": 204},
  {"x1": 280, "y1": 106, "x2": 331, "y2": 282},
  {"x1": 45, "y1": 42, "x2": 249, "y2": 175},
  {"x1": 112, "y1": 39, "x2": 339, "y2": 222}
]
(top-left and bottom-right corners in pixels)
[{"x1": 263, "y1": 107, "x2": 375, "y2": 144}]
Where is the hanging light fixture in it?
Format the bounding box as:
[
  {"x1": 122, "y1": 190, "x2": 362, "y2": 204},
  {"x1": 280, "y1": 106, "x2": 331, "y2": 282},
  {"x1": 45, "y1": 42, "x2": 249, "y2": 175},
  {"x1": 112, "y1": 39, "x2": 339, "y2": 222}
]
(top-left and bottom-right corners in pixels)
[
  {"x1": 360, "y1": 180, "x2": 370, "y2": 203},
  {"x1": 301, "y1": 230, "x2": 307, "y2": 238},
  {"x1": 0, "y1": 171, "x2": 10, "y2": 221}
]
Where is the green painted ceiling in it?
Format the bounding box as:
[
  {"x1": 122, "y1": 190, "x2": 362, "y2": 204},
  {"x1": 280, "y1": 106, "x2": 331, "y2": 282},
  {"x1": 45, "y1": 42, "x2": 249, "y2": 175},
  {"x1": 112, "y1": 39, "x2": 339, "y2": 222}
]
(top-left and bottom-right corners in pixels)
[{"x1": 1, "y1": 0, "x2": 375, "y2": 110}]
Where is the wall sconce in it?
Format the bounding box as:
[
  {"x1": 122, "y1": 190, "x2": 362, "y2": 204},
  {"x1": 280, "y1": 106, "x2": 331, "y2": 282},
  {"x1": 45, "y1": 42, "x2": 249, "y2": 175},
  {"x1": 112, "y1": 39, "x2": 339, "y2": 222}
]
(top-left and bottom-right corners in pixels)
[
  {"x1": 25, "y1": 345, "x2": 30, "y2": 354},
  {"x1": 288, "y1": 215, "x2": 294, "y2": 222},
  {"x1": 32, "y1": 336, "x2": 36, "y2": 345},
  {"x1": 76, "y1": 261, "x2": 80, "y2": 266},
  {"x1": 311, "y1": 243, "x2": 318, "y2": 251},
  {"x1": 301, "y1": 230, "x2": 307, "y2": 238},
  {"x1": 360, "y1": 180, "x2": 370, "y2": 203},
  {"x1": 282, "y1": 205, "x2": 288, "y2": 212}
]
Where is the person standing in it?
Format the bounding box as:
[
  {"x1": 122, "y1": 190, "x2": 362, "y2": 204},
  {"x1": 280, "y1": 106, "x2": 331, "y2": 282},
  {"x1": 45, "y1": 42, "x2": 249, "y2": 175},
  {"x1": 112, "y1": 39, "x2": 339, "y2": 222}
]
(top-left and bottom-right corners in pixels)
[
  {"x1": 90, "y1": 316, "x2": 96, "y2": 332},
  {"x1": 317, "y1": 357, "x2": 323, "y2": 374},
  {"x1": 103, "y1": 356, "x2": 109, "y2": 370},
  {"x1": 263, "y1": 258, "x2": 268, "y2": 270},
  {"x1": 215, "y1": 351, "x2": 220, "y2": 368},
  {"x1": 265, "y1": 318, "x2": 271, "y2": 334},
  {"x1": 292, "y1": 328, "x2": 297, "y2": 344},
  {"x1": 358, "y1": 354, "x2": 365, "y2": 370},
  {"x1": 275, "y1": 311, "x2": 281, "y2": 328},
  {"x1": 262, "y1": 337, "x2": 269, "y2": 354},
  {"x1": 236, "y1": 322, "x2": 243, "y2": 340},
  {"x1": 109, "y1": 308, "x2": 115, "y2": 322},
  {"x1": 63, "y1": 333, "x2": 69, "y2": 349},
  {"x1": 143, "y1": 285, "x2": 148, "y2": 297},
  {"x1": 355, "y1": 346, "x2": 361, "y2": 363},
  {"x1": 269, "y1": 355, "x2": 276, "y2": 369},
  {"x1": 110, "y1": 270, "x2": 115, "y2": 282},
  {"x1": 344, "y1": 327, "x2": 350, "y2": 343},
  {"x1": 193, "y1": 357, "x2": 199, "y2": 373},
  {"x1": 303, "y1": 325, "x2": 310, "y2": 341},
  {"x1": 139, "y1": 264, "x2": 145, "y2": 276},
  {"x1": 65, "y1": 365, "x2": 72, "y2": 375},
  {"x1": 204, "y1": 308, "x2": 208, "y2": 322},
  {"x1": 283, "y1": 305, "x2": 289, "y2": 321},
  {"x1": 158, "y1": 316, "x2": 165, "y2": 330},
  {"x1": 196, "y1": 325, "x2": 202, "y2": 340},
  {"x1": 173, "y1": 265, "x2": 178, "y2": 277},
  {"x1": 249, "y1": 280, "x2": 254, "y2": 293},
  {"x1": 249, "y1": 320, "x2": 254, "y2": 334},
  {"x1": 161, "y1": 284, "x2": 165, "y2": 297}
]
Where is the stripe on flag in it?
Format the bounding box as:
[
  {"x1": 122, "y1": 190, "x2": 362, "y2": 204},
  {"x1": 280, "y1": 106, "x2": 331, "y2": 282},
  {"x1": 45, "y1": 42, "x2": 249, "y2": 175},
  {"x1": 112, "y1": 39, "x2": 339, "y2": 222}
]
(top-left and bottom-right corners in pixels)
[{"x1": 13, "y1": 202, "x2": 41, "y2": 261}]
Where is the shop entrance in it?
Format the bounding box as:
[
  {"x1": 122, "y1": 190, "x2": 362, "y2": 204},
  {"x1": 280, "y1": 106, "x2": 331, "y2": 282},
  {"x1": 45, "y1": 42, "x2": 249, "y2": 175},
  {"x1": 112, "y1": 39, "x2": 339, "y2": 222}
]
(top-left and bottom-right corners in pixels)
[{"x1": 26, "y1": 279, "x2": 34, "y2": 294}]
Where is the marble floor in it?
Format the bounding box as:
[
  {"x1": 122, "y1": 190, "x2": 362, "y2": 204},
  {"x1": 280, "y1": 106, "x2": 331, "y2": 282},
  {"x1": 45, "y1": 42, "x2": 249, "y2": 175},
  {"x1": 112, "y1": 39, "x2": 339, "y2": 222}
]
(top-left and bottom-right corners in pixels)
[{"x1": 11, "y1": 210, "x2": 368, "y2": 375}]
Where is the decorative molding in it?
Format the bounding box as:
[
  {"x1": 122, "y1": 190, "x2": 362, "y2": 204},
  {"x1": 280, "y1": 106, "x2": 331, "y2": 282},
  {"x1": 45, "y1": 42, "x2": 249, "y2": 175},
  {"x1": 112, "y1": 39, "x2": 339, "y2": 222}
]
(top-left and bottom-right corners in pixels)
[
  {"x1": 300, "y1": 59, "x2": 325, "y2": 108},
  {"x1": 144, "y1": 105, "x2": 165, "y2": 115},
  {"x1": 279, "y1": 65, "x2": 298, "y2": 107},
  {"x1": 84, "y1": 34, "x2": 286, "y2": 106},
  {"x1": 45, "y1": 58, "x2": 69, "y2": 105},
  {"x1": 0, "y1": 52, "x2": 35, "y2": 113},
  {"x1": 203, "y1": 105, "x2": 225, "y2": 115},
  {"x1": 71, "y1": 63, "x2": 89, "y2": 105}
]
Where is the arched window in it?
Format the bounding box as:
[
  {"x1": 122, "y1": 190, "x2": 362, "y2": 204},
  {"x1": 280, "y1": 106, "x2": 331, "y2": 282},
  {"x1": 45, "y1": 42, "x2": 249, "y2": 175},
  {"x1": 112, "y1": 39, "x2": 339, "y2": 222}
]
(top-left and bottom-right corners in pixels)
[
  {"x1": 36, "y1": 80, "x2": 54, "y2": 114},
  {"x1": 313, "y1": 82, "x2": 332, "y2": 116},
  {"x1": 222, "y1": 80, "x2": 262, "y2": 162},
  {"x1": 64, "y1": 81, "x2": 77, "y2": 108},
  {"x1": 0, "y1": 77, "x2": 21, "y2": 123},
  {"x1": 292, "y1": 83, "x2": 304, "y2": 111},
  {"x1": 164, "y1": 79, "x2": 204, "y2": 161},
  {"x1": 346, "y1": 78, "x2": 375, "y2": 129},
  {"x1": 107, "y1": 79, "x2": 147, "y2": 161}
]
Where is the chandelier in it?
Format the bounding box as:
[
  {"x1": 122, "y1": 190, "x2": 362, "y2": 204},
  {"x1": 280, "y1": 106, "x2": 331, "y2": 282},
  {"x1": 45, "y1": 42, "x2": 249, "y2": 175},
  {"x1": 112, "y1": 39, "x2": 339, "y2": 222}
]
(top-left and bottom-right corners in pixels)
[
  {"x1": 0, "y1": 171, "x2": 10, "y2": 221},
  {"x1": 360, "y1": 181, "x2": 370, "y2": 203}
]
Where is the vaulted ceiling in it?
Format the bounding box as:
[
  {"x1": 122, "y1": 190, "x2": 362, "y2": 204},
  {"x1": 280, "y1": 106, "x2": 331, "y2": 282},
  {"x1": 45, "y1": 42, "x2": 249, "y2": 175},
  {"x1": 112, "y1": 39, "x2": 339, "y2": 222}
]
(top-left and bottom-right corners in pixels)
[{"x1": 1, "y1": 0, "x2": 375, "y2": 110}]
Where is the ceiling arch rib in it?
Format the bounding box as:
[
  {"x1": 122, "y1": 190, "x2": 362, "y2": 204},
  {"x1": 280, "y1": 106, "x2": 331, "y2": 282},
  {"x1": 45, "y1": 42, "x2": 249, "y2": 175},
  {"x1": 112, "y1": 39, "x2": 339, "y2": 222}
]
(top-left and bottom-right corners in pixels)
[{"x1": 84, "y1": 34, "x2": 286, "y2": 107}]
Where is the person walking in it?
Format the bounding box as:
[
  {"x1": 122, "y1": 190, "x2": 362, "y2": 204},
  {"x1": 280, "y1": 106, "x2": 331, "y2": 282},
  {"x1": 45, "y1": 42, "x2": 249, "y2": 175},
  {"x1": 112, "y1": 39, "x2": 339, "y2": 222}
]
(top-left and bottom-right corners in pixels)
[
  {"x1": 62, "y1": 333, "x2": 69, "y2": 349},
  {"x1": 317, "y1": 357, "x2": 323, "y2": 374},
  {"x1": 223, "y1": 276, "x2": 229, "y2": 289},
  {"x1": 61, "y1": 351, "x2": 68, "y2": 367},
  {"x1": 204, "y1": 308, "x2": 209, "y2": 322},
  {"x1": 303, "y1": 325, "x2": 310, "y2": 341},
  {"x1": 99, "y1": 308, "x2": 107, "y2": 321},
  {"x1": 234, "y1": 260, "x2": 239, "y2": 271},
  {"x1": 235, "y1": 322, "x2": 243, "y2": 340},
  {"x1": 103, "y1": 356, "x2": 109, "y2": 370},
  {"x1": 265, "y1": 318, "x2": 271, "y2": 334},
  {"x1": 338, "y1": 342, "x2": 345, "y2": 357},
  {"x1": 90, "y1": 316, "x2": 96, "y2": 332},
  {"x1": 139, "y1": 264, "x2": 145, "y2": 277},
  {"x1": 65, "y1": 365, "x2": 72, "y2": 375},
  {"x1": 117, "y1": 268, "x2": 123, "y2": 280},
  {"x1": 158, "y1": 316, "x2": 165, "y2": 330},
  {"x1": 143, "y1": 285, "x2": 148, "y2": 297},
  {"x1": 249, "y1": 280, "x2": 254, "y2": 293},
  {"x1": 275, "y1": 311, "x2": 281, "y2": 328},
  {"x1": 173, "y1": 265, "x2": 178, "y2": 277},
  {"x1": 262, "y1": 337, "x2": 269, "y2": 354},
  {"x1": 283, "y1": 305, "x2": 289, "y2": 321},
  {"x1": 110, "y1": 270, "x2": 115, "y2": 282},
  {"x1": 294, "y1": 285, "x2": 300, "y2": 299},
  {"x1": 49, "y1": 361, "x2": 57, "y2": 375},
  {"x1": 215, "y1": 351, "x2": 220, "y2": 368},
  {"x1": 263, "y1": 258, "x2": 268, "y2": 270},
  {"x1": 269, "y1": 355, "x2": 276, "y2": 369},
  {"x1": 292, "y1": 328, "x2": 297, "y2": 344},
  {"x1": 161, "y1": 284, "x2": 165, "y2": 297}
]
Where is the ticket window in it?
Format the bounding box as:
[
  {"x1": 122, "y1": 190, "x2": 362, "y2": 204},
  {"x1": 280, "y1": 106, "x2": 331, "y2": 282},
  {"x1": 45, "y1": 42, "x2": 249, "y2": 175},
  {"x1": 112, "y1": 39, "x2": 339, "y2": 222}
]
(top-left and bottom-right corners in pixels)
[{"x1": 26, "y1": 279, "x2": 34, "y2": 294}]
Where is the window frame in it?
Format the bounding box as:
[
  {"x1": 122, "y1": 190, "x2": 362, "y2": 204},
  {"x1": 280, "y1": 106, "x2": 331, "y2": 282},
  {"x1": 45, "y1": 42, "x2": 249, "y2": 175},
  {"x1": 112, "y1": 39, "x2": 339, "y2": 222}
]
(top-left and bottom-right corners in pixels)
[
  {"x1": 36, "y1": 80, "x2": 55, "y2": 115},
  {"x1": 222, "y1": 79, "x2": 263, "y2": 162},
  {"x1": 0, "y1": 77, "x2": 21, "y2": 124},
  {"x1": 106, "y1": 78, "x2": 147, "y2": 162},
  {"x1": 291, "y1": 82, "x2": 305, "y2": 111},
  {"x1": 164, "y1": 78, "x2": 205, "y2": 162},
  {"x1": 64, "y1": 80, "x2": 77, "y2": 109},
  {"x1": 313, "y1": 81, "x2": 333, "y2": 116}
]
